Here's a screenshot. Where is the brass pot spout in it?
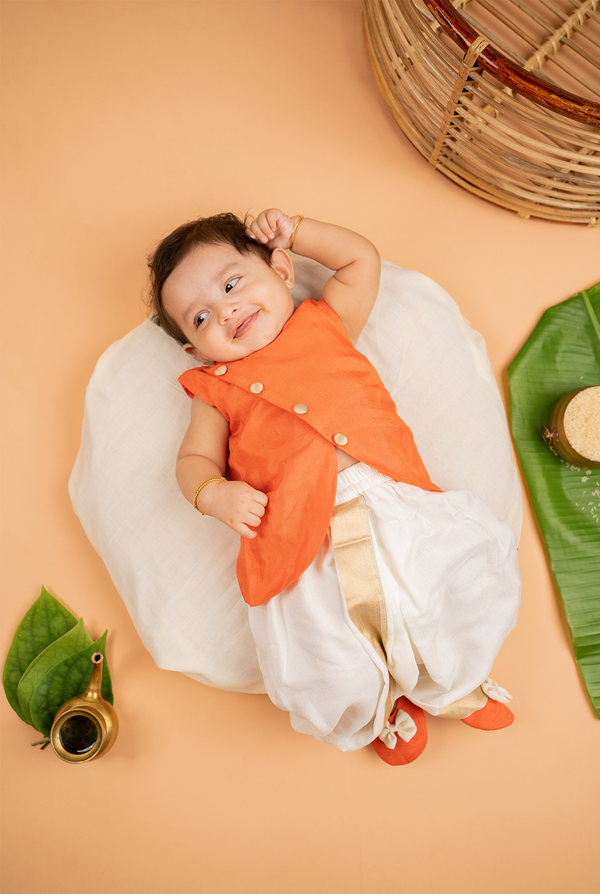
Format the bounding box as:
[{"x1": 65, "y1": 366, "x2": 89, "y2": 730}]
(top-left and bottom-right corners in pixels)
[{"x1": 50, "y1": 652, "x2": 118, "y2": 763}]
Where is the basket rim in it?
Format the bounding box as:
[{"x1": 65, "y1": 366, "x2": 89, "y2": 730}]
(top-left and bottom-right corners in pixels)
[{"x1": 423, "y1": 0, "x2": 600, "y2": 126}]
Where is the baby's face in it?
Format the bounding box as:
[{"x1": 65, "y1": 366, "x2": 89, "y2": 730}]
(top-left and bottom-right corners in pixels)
[{"x1": 162, "y1": 242, "x2": 295, "y2": 363}]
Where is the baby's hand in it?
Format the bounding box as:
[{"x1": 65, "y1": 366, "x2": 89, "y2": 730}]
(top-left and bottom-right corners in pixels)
[
  {"x1": 246, "y1": 209, "x2": 298, "y2": 251},
  {"x1": 200, "y1": 479, "x2": 268, "y2": 540}
]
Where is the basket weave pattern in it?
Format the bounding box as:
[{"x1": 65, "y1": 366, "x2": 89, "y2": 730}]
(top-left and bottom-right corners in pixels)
[{"x1": 363, "y1": 0, "x2": 600, "y2": 224}]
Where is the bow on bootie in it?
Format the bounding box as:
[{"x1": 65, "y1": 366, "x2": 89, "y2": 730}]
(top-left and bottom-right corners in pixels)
[
  {"x1": 378, "y1": 709, "x2": 417, "y2": 750},
  {"x1": 371, "y1": 697, "x2": 428, "y2": 765}
]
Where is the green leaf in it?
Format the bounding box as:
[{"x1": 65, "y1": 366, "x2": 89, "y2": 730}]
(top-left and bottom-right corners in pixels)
[
  {"x1": 3, "y1": 586, "x2": 78, "y2": 721},
  {"x1": 508, "y1": 282, "x2": 600, "y2": 718},
  {"x1": 17, "y1": 619, "x2": 92, "y2": 729},
  {"x1": 29, "y1": 631, "x2": 113, "y2": 738}
]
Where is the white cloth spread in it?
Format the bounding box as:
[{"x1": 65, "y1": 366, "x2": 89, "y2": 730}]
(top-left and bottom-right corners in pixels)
[{"x1": 69, "y1": 258, "x2": 523, "y2": 699}]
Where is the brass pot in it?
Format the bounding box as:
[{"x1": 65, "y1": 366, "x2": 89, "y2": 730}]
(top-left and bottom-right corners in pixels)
[
  {"x1": 542, "y1": 387, "x2": 600, "y2": 469},
  {"x1": 50, "y1": 652, "x2": 118, "y2": 763}
]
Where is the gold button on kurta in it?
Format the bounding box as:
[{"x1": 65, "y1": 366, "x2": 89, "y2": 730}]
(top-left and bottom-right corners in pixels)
[
  {"x1": 214, "y1": 365, "x2": 227, "y2": 376},
  {"x1": 333, "y1": 433, "x2": 348, "y2": 446},
  {"x1": 293, "y1": 404, "x2": 308, "y2": 414},
  {"x1": 249, "y1": 383, "x2": 263, "y2": 394}
]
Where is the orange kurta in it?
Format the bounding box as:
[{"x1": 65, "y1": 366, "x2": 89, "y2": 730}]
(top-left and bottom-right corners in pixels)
[{"x1": 179, "y1": 299, "x2": 441, "y2": 606}]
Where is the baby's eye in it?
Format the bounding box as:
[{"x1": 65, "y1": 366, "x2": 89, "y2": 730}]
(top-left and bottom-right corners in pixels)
[
  {"x1": 194, "y1": 311, "x2": 208, "y2": 327},
  {"x1": 225, "y1": 277, "x2": 240, "y2": 293}
]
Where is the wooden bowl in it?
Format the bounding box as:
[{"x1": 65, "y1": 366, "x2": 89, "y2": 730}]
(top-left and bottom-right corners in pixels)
[{"x1": 542, "y1": 386, "x2": 600, "y2": 468}]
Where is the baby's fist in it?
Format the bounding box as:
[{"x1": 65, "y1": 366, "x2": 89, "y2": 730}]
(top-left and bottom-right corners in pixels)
[
  {"x1": 206, "y1": 480, "x2": 268, "y2": 540},
  {"x1": 246, "y1": 209, "x2": 295, "y2": 251}
]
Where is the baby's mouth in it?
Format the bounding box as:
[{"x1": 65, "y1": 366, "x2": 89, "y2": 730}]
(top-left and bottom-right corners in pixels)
[{"x1": 233, "y1": 312, "x2": 258, "y2": 338}]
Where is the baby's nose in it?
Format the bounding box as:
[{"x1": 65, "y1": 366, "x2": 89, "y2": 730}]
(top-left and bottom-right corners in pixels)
[{"x1": 219, "y1": 302, "x2": 239, "y2": 323}]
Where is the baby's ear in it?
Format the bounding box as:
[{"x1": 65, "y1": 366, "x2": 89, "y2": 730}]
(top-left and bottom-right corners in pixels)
[
  {"x1": 184, "y1": 343, "x2": 203, "y2": 361},
  {"x1": 270, "y1": 247, "x2": 295, "y2": 288}
]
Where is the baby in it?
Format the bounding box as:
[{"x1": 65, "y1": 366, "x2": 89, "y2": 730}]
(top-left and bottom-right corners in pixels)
[{"x1": 148, "y1": 208, "x2": 521, "y2": 764}]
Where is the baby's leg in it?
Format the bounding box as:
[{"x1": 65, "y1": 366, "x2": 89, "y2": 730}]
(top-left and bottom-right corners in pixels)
[
  {"x1": 367, "y1": 481, "x2": 521, "y2": 710},
  {"x1": 435, "y1": 678, "x2": 514, "y2": 729},
  {"x1": 372, "y1": 679, "x2": 513, "y2": 766},
  {"x1": 360, "y1": 478, "x2": 520, "y2": 761},
  {"x1": 248, "y1": 531, "x2": 394, "y2": 753}
]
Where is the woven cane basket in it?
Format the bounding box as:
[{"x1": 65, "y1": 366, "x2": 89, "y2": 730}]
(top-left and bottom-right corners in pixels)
[{"x1": 363, "y1": 0, "x2": 600, "y2": 224}]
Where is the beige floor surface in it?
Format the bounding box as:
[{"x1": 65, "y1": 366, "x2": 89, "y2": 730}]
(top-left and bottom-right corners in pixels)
[{"x1": 1, "y1": 3, "x2": 599, "y2": 893}]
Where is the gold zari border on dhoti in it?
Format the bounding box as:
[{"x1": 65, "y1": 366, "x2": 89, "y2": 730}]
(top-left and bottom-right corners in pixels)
[
  {"x1": 330, "y1": 493, "x2": 488, "y2": 724},
  {"x1": 330, "y1": 494, "x2": 394, "y2": 718},
  {"x1": 436, "y1": 686, "x2": 487, "y2": 719}
]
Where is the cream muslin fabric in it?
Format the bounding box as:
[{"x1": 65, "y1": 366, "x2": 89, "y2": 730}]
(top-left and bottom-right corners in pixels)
[
  {"x1": 69, "y1": 258, "x2": 522, "y2": 694},
  {"x1": 248, "y1": 463, "x2": 520, "y2": 751}
]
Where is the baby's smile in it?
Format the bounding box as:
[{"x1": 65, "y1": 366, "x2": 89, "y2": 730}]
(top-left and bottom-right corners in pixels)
[{"x1": 232, "y1": 311, "x2": 258, "y2": 339}]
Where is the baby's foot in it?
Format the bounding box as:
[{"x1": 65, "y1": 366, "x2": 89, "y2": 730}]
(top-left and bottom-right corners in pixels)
[
  {"x1": 461, "y1": 679, "x2": 514, "y2": 730},
  {"x1": 461, "y1": 698, "x2": 514, "y2": 729},
  {"x1": 371, "y1": 697, "x2": 428, "y2": 765}
]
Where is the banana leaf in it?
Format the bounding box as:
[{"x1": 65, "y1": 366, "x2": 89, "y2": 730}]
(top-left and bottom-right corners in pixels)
[{"x1": 508, "y1": 283, "x2": 600, "y2": 719}]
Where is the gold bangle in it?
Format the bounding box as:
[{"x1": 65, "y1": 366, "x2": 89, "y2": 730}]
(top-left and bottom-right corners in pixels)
[
  {"x1": 289, "y1": 214, "x2": 304, "y2": 251},
  {"x1": 192, "y1": 476, "x2": 227, "y2": 514}
]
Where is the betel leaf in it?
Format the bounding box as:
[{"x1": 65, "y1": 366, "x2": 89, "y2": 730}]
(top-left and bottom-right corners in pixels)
[
  {"x1": 17, "y1": 619, "x2": 92, "y2": 728},
  {"x1": 29, "y1": 631, "x2": 113, "y2": 738},
  {"x1": 508, "y1": 282, "x2": 600, "y2": 718},
  {"x1": 3, "y1": 586, "x2": 78, "y2": 721}
]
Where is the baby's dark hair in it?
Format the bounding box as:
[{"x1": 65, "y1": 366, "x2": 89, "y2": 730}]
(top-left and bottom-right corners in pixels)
[{"x1": 147, "y1": 212, "x2": 272, "y2": 345}]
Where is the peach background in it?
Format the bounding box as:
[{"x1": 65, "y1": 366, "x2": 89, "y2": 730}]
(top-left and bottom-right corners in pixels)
[{"x1": 1, "y1": 2, "x2": 599, "y2": 892}]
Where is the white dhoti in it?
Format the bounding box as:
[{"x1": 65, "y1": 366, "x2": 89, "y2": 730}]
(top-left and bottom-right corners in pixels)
[{"x1": 248, "y1": 463, "x2": 521, "y2": 752}]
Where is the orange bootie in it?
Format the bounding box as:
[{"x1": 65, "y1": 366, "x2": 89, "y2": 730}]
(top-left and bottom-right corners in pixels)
[
  {"x1": 371, "y1": 697, "x2": 428, "y2": 765},
  {"x1": 461, "y1": 697, "x2": 514, "y2": 730}
]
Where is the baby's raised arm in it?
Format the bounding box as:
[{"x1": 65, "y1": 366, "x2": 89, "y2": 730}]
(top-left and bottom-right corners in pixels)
[
  {"x1": 248, "y1": 209, "x2": 380, "y2": 344},
  {"x1": 176, "y1": 397, "x2": 268, "y2": 539}
]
